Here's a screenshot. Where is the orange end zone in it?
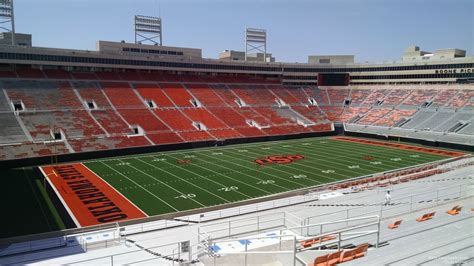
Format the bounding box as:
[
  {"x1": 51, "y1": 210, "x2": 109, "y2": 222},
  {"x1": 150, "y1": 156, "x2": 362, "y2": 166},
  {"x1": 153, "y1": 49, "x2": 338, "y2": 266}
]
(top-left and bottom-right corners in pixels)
[
  {"x1": 40, "y1": 163, "x2": 147, "y2": 227},
  {"x1": 332, "y1": 136, "x2": 465, "y2": 157}
]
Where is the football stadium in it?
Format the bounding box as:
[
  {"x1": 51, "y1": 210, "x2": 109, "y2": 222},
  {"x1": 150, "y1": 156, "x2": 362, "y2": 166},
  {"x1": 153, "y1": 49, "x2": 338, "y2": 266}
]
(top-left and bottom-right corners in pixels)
[{"x1": 0, "y1": 0, "x2": 473, "y2": 265}]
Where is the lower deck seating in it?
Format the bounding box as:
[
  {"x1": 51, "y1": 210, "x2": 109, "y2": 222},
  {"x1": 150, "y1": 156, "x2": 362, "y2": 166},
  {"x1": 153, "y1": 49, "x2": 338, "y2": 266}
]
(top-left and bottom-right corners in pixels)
[
  {"x1": 0, "y1": 112, "x2": 28, "y2": 143},
  {"x1": 179, "y1": 130, "x2": 214, "y2": 142},
  {"x1": 69, "y1": 136, "x2": 151, "y2": 152},
  {"x1": 20, "y1": 110, "x2": 105, "y2": 140},
  {"x1": 118, "y1": 109, "x2": 170, "y2": 133},
  {"x1": 135, "y1": 84, "x2": 175, "y2": 107},
  {"x1": 4, "y1": 76, "x2": 471, "y2": 161},
  {"x1": 5, "y1": 80, "x2": 82, "y2": 110},
  {"x1": 91, "y1": 110, "x2": 133, "y2": 135},
  {"x1": 373, "y1": 109, "x2": 416, "y2": 127},
  {"x1": 0, "y1": 141, "x2": 70, "y2": 160},
  {"x1": 182, "y1": 108, "x2": 229, "y2": 129},
  {"x1": 147, "y1": 132, "x2": 183, "y2": 145},
  {"x1": 155, "y1": 109, "x2": 195, "y2": 131},
  {"x1": 357, "y1": 108, "x2": 392, "y2": 125}
]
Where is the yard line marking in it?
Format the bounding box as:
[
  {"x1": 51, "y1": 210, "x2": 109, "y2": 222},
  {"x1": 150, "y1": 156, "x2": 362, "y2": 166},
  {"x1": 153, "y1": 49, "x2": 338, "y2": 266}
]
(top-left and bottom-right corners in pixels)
[
  {"x1": 226, "y1": 148, "x2": 340, "y2": 183},
  {"x1": 99, "y1": 161, "x2": 179, "y2": 212},
  {"x1": 223, "y1": 148, "x2": 333, "y2": 184},
  {"x1": 83, "y1": 137, "x2": 333, "y2": 164},
  {"x1": 195, "y1": 153, "x2": 301, "y2": 191},
  {"x1": 163, "y1": 153, "x2": 267, "y2": 197},
  {"x1": 123, "y1": 158, "x2": 208, "y2": 207},
  {"x1": 83, "y1": 136, "x2": 445, "y2": 167},
  {"x1": 276, "y1": 140, "x2": 427, "y2": 173},
  {"x1": 136, "y1": 157, "x2": 234, "y2": 203},
  {"x1": 326, "y1": 140, "x2": 446, "y2": 163}
]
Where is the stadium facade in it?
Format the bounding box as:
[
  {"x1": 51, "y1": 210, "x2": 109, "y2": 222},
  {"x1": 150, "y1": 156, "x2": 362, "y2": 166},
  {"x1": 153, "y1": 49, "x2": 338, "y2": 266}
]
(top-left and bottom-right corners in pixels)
[{"x1": 0, "y1": 40, "x2": 472, "y2": 85}]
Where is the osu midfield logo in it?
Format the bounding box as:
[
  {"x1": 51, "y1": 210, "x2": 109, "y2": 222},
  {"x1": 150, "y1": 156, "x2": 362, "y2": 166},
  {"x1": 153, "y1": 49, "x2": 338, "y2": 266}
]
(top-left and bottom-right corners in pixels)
[{"x1": 255, "y1": 155, "x2": 304, "y2": 166}]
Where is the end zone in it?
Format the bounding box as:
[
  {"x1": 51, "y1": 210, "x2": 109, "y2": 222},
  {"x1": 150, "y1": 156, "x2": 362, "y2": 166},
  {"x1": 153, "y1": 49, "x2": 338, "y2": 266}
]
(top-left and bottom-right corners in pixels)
[
  {"x1": 39, "y1": 163, "x2": 147, "y2": 227},
  {"x1": 331, "y1": 136, "x2": 465, "y2": 157}
]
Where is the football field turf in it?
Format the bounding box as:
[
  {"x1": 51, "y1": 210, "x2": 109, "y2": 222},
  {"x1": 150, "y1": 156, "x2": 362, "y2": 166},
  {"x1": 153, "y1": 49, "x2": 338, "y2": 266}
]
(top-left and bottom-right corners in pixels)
[{"x1": 60, "y1": 136, "x2": 455, "y2": 219}]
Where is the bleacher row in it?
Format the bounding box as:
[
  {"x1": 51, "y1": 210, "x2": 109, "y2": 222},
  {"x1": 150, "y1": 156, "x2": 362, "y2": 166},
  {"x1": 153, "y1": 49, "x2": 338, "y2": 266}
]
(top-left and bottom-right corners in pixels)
[{"x1": 0, "y1": 73, "x2": 332, "y2": 160}]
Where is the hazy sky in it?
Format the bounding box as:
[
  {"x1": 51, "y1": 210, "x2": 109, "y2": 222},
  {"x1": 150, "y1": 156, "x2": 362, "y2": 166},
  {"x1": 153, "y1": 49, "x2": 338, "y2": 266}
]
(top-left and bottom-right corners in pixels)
[{"x1": 13, "y1": 0, "x2": 473, "y2": 63}]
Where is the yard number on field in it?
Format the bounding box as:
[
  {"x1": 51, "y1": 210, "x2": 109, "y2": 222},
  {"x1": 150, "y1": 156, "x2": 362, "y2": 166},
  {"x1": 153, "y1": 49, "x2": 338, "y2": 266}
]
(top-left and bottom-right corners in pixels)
[
  {"x1": 322, "y1": 170, "x2": 335, "y2": 174},
  {"x1": 290, "y1": 174, "x2": 307, "y2": 179},
  {"x1": 174, "y1": 194, "x2": 196, "y2": 199},
  {"x1": 390, "y1": 158, "x2": 402, "y2": 161},
  {"x1": 257, "y1": 180, "x2": 275, "y2": 185},
  {"x1": 218, "y1": 186, "x2": 239, "y2": 192}
]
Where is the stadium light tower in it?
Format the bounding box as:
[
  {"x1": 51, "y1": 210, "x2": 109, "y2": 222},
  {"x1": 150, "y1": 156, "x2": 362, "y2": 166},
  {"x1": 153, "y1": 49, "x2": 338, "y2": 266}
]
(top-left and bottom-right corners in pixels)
[
  {"x1": 0, "y1": 0, "x2": 15, "y2": 45},
  {"x1": 245, "y1": 28, "x2": 266, "y2": 62},
  {"x1": 134, "y1": 15, "x2": 162, "y2": 45}
]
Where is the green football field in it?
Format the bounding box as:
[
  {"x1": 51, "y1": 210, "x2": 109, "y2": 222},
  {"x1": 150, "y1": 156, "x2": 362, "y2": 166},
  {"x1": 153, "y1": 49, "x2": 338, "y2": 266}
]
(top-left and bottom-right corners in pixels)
[{"x1": 82, "y1": 137, "x2": 451, "y2": 216}]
